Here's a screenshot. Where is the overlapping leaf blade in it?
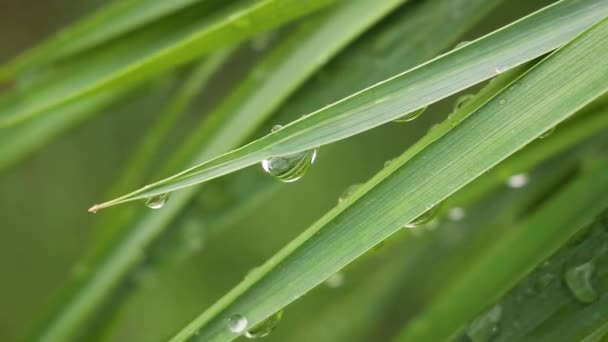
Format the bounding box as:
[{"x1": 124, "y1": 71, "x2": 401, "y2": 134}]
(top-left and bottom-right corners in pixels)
[{"x1": 170, "y1": 16, "x2": 608, "y2": 341}]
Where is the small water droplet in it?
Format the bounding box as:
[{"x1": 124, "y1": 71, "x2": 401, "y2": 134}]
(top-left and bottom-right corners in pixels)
[
  {"x1": 507, "y1": 173, "x2": 529, "y2": 189},
  {"x1": 539, "y1": 127, "x2": 555, "y2": 139},
  {"x1": 325, "y1": 272, "x2": 345, "y2": 288},
  {"x1": 145, "y1": 194, "x2": 168, "y2": 209},
  {"x1": 394, "y1": 106, "x2": 427, "y2": 123},
  {"x1": 564, "y1": 261, "x2": 597, "y2": 304},
  {"x1": 448, "y1": 207, "x2": 466, "y2": 221},
  {"x1": 338, "y1": 184, "x2": 361, "y2": 203},
  {"x1": 384, "y1": 159, "x2": 394, "y2": 168},
  {"x1": 228, "y1": 314, "x2": 248, "y2": 333},
  {"x1": 455, "y1": 41, "x2": 470, "y2": 49},
  {"x1": 262, "y1": 126, "x2": 317, "y2": 183},
  {"x1": 534, "y1": 273, "x2": 555, "y2": 291},
  {"x1": 454, "y1": 94, "x2": 474, "y2": 111},
  {"x1": 466, "y1": 305, "x2": 502, "y2": 342},
  {"x1": 404, "y1": 205, "x2": 439, "y2": 228},
  {"x1": 244, "y1": 311, "x2": 283, "y2": 339},
  {"x1": 495, "y1": 65, "x2": 507, "y2": 74},
  {"x1": 499, "y1": 99, "x2": 507, "y2": 105}
]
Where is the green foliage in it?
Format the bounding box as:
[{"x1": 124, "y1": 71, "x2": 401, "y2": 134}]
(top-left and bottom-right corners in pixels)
[{"x1": 1, "y1": 0, "x2": 607, "y2": 341}]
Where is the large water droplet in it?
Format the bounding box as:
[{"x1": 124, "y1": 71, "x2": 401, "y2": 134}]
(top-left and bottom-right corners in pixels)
[
  {"x1": 507, "y1": 173, "x2": 529, "y2": 189},
  {"x1": 448, "y1": 207, "x2": 466, "y2": 221},
  {"x1": 228, "y1": 314, "x2": 248, "y2": 333},
  {"x1": 261, "y1": 126, "x2": 317, "y2": 183},
  {"x1": 325, "y1": 272, "x2": 345, "y2": 288},
  {"x1": 145, "y1": 194, "x2": 168, "y2": 209},
  {"x1": 454, "y1": 94, "x2": 474, "y2": 111},
  {"x1": 466, "y1": 305, "x2": 502, "y2": 342},
  {"x1": 338, "y1": 184, "x2": 361, "y2": 203},
  {"x1": 404, "y1": 205, "x2": 439, "y2": 228},
  {"x1": 539, "y1": 127, "x2": 555, "y2": 139},
  {"x1": 394, "y1": 106, "x2": 427, "y2": 123},
  {"x1": 244, "y1": 311, "x2": 283, "y2": 339},
  {"x1": 564, "y1": 260, "x2": 597, "y2": 304}
]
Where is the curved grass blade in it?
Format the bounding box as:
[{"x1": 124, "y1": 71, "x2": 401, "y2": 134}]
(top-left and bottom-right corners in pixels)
[
  {"x1": 91, "y1": 0, "x2": 608, "y2": 211},
  {"x1": 29, "y1": 3, "x2": 407, "y2": 341},
  {"x1": 397, "y1": 158, "x2": 608, "y2": 341},
  {"x1": 451, "y1": 209, "x2": 608, "y2": 342},
  {"x1": 0, "y1": 0, "x2": 206, "y2": 80},
  {"x1": 169, "y1": 18, "x2": 608, "y2": 341},
  {"x1": 0, "y1": 0, "x2": 337, "y2": 127}
]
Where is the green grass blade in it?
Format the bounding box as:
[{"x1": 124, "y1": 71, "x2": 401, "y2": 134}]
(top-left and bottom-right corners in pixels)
[
  {"x1": 0, "y1": 88, "x2": 128, "y2": 171},
  {"x1": 0, "y1": 0, "x2": 206, "y2": 80},
  {"x1": 91, "y1": 0, "x2": 608, "y2": 211},
  {"x1": 397, "y1": 158, "x2": 608, "y2": 342},
  {"x1": 169, "y1": 17, "x2": 608, "y2": 341},
  {"x1": 0, "y1": 0, "x2": 337, "y2": 127},
  {"x1": 29, "y1": 3, "x2": 406, "y2": 341},
  {"x1": 453, "y1": 210, "x2": 608, "y2": 342}
]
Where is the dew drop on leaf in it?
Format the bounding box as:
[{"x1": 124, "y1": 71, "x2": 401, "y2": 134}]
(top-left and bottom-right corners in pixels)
[
  {"x1": 506, "y1": 173, "x2": 529, "y2": 189},
  {"x1": 325, "y1": 272, "x2": 345, "y2": 288},
  {"x1": 228, "y1": 314, "x2": 248, "y2": 334},
  {"x1": 244, "y1": 311, "x2": 283, "y2": 339},
  {"x1": 539, "y1": 127, "x2": 555, "y2": 139},
  {"x1": 466, "y1": 305, "x2": 502, "y2": 342},
  {"x1": 454, "y1": 94, "x2": 474, "y2": 111},
  {"x1": 564, "y1": 260, "x2": 598, "y2": 304},
  {"x1": 261, "y1": 126, "x2": 317, "y2": 183},
  {"x1": 394, "y1": 106, "x2": 427, "y2": 123},
  {"x1": 145, "y1": 193, "x2": 168, "y2": 209},
  {"x1": 404, "y1": 205, "x2": 439, "y2": 228},
  {"x1": 338, "y1": 184, "x2": 362, "y2": 203}
]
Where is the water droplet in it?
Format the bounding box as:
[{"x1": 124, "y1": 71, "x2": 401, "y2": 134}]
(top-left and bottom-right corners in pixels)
[
  {"x1": 338, "y1": 184, "x2": 361, "y2": 203},
  {"x1": 262, "y1": 126, "x2": 317, "y2": 183},
  {"x1": 534, "y1": 273, "x2": 555, "y2": 291},
  {"x1": 394, "y1": 106, "x2": 427, "y2": 123},
  {"x1": 384, "y1": 159, "x2": 394, "y2": 168},
  {"x1": 325, "y1": 272, "x2": 345, "y2": 288},
  {"x1": 448, "y1": 207, "x2": 466, "y2": 221},
  {"x1": 455, "y1": 41, "x2": 470, "y2": 49},
  {"x1": 564, "y1": 261, "x2": 597, "y2": 304},
  {"x1": 507, "y1": 173, "x2": 529, "y2": 189},
  {"x1": 228, "y1": 314, "x2": 248, "y2": 333},
  {"x1": 145, "y1": 194, "x2": 168, "y2": 209},
  {"x1": 466, "y1": 305, "x2": 502, "y2": 342},
  {"x1": 539, "y1": 127, "x2": 555, "y2": 139},
  {"x1": 271, "y1": 124, "x2": 283, "y2": 132},
  {"x1": 404, "y1": 205, "x2": 439, "y2": 228},
  {"x1": 454, "y1": 94, "x2": 474, "y2": 111},
  {"x1": 244, "y1": 311, "x2": 283, "y2": 339},
  {"x1": 495, "y1": 65, "x2": 507, "y2": 74},
  {"x1": 499, "y1": 99, "x2": 507, "y2": 105}
]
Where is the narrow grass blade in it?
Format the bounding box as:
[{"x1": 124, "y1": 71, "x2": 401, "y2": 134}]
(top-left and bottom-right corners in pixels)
[
  {"x1": 169, "y1": 18, "x2": 608, "y2": 341},
  {"x1": 91, "y1": 0, "x2": 608, "y2": 211},
  {"x1": 452, "y1": 209, "x2": 608, "y2": 342},
  {"x1": 0, "y1": 0, "x2": 206, "y2": 80},
  {"x1": 397, "y1": 158, "x2": 608, "y2": 341},
  {"x1": 0, "y1": 0, "x2": 337, "y2": 127},
  {"x1": 29, "y1": 3, "x2": 405, "y2": 341}
]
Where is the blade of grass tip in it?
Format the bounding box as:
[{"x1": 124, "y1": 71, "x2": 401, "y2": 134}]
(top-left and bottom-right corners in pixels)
[
  {"x1": 0, "y1": 0, "x2": 208, "y2": 81},
  {"x1": 181, "y1": 0, "x2": 510, "y2": 234},
  {"x1": 92, "y1": 0, "x2": 608, "y2": 211},
  {"x1": 0, "y1": 87, "x2": 128, "y2": 171},
  {"x1": 396, "y1": 157, "x2": 608, "y2": 342},
  {"x1": 169, "y1": 17, "x2": 608, "y2": 341},
  {"x1": 452, "y1": 209, "x2": 608, "y2": 342},
  {"x1": 448, "y1": 103, "x2": 608, "y2": 209},
  {"x1": 29, "y1": 2, "x2": 407, "y2": 341},
  {"x1": 0, "y1": 0, "x2": 338, "y2": 127}
]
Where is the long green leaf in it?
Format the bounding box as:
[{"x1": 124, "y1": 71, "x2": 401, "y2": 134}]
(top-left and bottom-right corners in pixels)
[
  {"x1": 0, "y1": 0, "x2": 206, "y2": 80},
  {"x1": 0, "y1": 0, "x2": 337, "y2": 127},
  {"x1": 30, "y1": 3, "x2": 405, "y2": 341},
  {"x1": 91, "y1": 0, "x2": 608, "y2": 211},
  {"x1": 397, "y1": 158, "x2": 608, "y2": 341},
  {"x1": 170, "y1": 17, "x2": 608, "y2": 341}
]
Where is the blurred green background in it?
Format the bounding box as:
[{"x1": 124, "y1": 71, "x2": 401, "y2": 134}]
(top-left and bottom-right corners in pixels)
[{"x1": 0, "y1": 1, "x2": 555, "y2": 341}]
